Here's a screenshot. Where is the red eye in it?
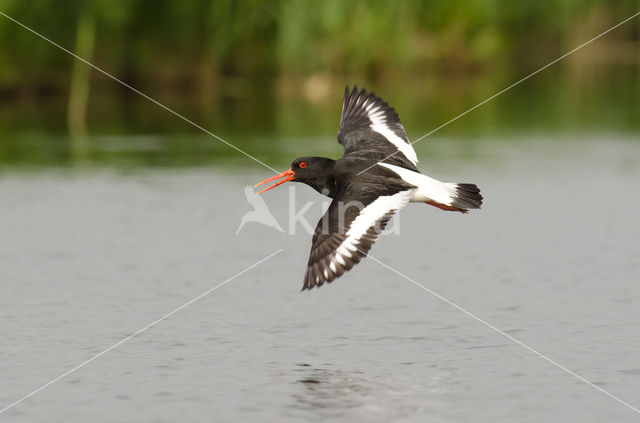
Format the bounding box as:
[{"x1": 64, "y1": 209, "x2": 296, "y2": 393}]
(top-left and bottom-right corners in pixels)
[{"x1": 299, "y1": 162, "x2": 307, "y2": 168}]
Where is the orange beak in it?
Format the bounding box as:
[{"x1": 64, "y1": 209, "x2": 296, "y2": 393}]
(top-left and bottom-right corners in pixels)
[{"x1": 254, "y1": 169, "x2": 295, "y2": 194}]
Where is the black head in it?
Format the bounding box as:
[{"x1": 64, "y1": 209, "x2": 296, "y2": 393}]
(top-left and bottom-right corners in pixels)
[
  {"x1": 254, "y1": 156, "x2": 335, "y2": 195},
  {"x1": 290, "y1": 157, "x2": 334, "y2": 183},
  {"x1": 290, "y1": 157, "x2": 336, "y2": 194}
]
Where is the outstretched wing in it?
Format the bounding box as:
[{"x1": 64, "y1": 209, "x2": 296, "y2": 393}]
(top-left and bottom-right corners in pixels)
[
  {"x1": 302, "y1": 189, "x2": 412, "y2": 290},
  {"x1": 337, "y1": 85, "x2": 418, "y2": 170}
]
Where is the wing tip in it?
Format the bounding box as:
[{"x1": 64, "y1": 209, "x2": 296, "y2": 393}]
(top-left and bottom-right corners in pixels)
[{"x1": 341, "y1": 84, "x2": 401, "y2": 126}]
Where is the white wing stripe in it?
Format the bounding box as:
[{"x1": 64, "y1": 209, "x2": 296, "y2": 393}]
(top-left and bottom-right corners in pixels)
[
  {"x1": 370, "y1": 123, "x2": 418, "y2": 165},
  {"x1": 366, "y1": 108, "x2": 418, "y2": 165},
  {"x1": 327, "y1": 190, "x2": 412, "y2": 269}
]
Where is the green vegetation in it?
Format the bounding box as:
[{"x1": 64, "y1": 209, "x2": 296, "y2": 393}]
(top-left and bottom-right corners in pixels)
[
  {"x1": 0, "y1": 1, "x2": 638, "y2": 168},
  {"x1": 2, "y1": 1, "x2": 639, "y2": 92}
]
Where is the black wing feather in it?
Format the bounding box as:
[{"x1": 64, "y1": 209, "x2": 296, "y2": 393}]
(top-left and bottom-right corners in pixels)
[
  {"x1": 302, "y1": 204, "x2": 396, "y2": 290},
  {"x1": 300, "y1": 179, "x2": 413, "y2": 290},
  {"x1": 336, "y1": 85, "x2": 418, "y2": 170}
]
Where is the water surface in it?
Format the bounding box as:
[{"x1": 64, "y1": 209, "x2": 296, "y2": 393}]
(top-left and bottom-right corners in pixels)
[{"x1": 1, "y1": 137, "x2": 639, "y2": 422}]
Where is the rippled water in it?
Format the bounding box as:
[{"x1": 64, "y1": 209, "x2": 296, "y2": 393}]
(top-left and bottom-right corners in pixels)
[{"x1": 1, "y1": 137, "x2": 640, "y2": 422}]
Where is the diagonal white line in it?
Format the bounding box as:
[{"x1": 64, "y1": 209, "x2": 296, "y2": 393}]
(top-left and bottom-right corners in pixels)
[
  {"x1": 0, "y1": 11, "x2": 279, "y2": 174},
  {"x1": 357, "y1": 10, "x2": 640, "y2": 175},
  {"x1": 360, "y1": 250, "x2": 640, "y2": 415},
  {"x1": 0, "y1": 248, "x2": 283, "y2": 415}
]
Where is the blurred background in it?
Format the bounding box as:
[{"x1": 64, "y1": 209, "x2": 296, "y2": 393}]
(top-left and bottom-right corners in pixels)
[
  {"x1": 0, "y1": 0, "x2": 638, "y2": 169},
  {"x1": 2, "y1": 4, "x2": 640, "y2": 421}
]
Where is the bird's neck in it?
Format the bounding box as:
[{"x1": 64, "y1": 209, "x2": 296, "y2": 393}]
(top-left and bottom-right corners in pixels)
[{"x1": 302, "y1": 158, "x2": 338, "y2": 197}]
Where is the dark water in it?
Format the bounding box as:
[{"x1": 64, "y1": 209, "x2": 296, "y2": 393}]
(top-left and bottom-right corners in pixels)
[
  {"x1": 1, "y1": 65, "x2": 639, "y2": 170},
  {"x1": 1, "y1": 137, "x2": 640, "y2": 422}
]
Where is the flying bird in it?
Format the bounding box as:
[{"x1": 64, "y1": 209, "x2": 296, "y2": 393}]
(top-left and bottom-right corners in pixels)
[{"x1": 255, "y1": 86, "x2": 482, "y2": 290}]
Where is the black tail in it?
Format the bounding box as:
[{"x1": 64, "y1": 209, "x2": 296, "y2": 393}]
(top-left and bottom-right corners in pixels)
[{"x1": 451, "y1": 183, "x2": 483, "y2": 211}]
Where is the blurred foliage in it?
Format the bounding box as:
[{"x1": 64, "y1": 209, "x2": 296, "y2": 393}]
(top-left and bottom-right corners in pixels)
[
  {"x1": 0, "y1": 1, "x2": 638, "y2": 168},
  {"x1": 1, "y1": 0, "x2": 639, "y2": 89}
]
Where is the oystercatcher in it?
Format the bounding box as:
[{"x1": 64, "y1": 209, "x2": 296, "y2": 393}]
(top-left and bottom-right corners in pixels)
[{"x1": 255, "y1": 86, "x2": 482, "y2": 290}]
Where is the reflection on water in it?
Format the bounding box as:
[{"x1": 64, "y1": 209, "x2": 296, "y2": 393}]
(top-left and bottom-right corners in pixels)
[
  {"x1": 293, "y1": 365, "x2": 371, "y2": 412},
  {"x1": 0, "y1": 68, "x2": 639, "y2": 170},
  {"x1": 290, "y1": 365, "x2": 417, "y2": 422},
  {"x1": 288, "y1": 360, "x2": 466, "y2": 422}
]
